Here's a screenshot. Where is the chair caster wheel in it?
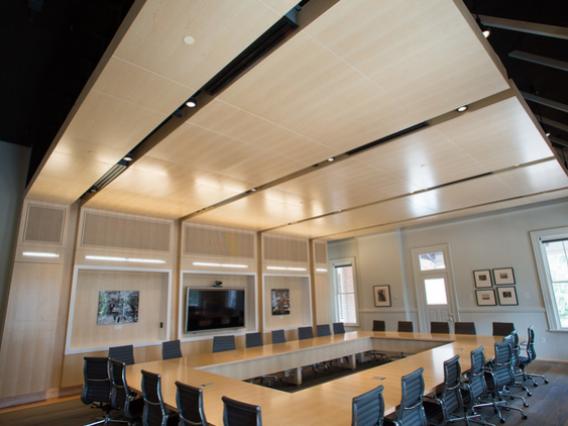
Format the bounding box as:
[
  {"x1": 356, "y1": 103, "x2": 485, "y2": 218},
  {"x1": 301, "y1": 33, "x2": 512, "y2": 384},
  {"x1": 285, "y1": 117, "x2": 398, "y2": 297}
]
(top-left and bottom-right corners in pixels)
[
  {"x1": 500, "y1": 418, "x2": 506, "y2": 424},
  {"x1": 544, "y1": 379, "x2": 549, "y2": 384},
  {"x1": 527, "y1": 392, "x2": 532, "y2": 397},
  {"x1": 533, "y1": 383, "x2": 538, "y2": 388},
  {"x1": 523, "y1": 403, "x2": 529, "y2": 408},
  {"x1": 522, "y1": 415, "x2": 528, "y2": 420}
]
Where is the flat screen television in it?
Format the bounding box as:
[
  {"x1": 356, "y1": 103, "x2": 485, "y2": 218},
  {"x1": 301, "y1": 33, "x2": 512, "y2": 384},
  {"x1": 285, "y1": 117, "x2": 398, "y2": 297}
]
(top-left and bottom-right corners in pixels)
[{"x1": 186, "y1": 288, "x2": 245, "y2": 332}]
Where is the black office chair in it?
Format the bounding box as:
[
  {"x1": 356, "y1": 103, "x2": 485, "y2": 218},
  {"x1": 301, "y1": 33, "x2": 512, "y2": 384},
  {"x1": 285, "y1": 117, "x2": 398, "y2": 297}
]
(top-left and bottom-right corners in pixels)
[
  {"x1": 503, "y1": 331, "x2": 532, "y2": 397},
  {"x1": 81, "y1": 357, "x2": 114, "y2": 426},
  {"x1": 373, "y1": 320, "x2": 386, "y2": 332},
  {"x1": 245, "y1": 332, "x2": 263, "y2": 348},
  {"x1": 141, "y1": 370, "x2": 179, "y2": 425},
  {"x1": 492, "y1": 322, "x2": 515, "y2": 337},
  {"x1": 162, "y1": 340, "x2": 182, "y2": 360},
  {"x1": 351, "y1": 385, "x2": 384, "y2": 426},
  {"x1": 316, "y1": 324, "x2": 331, "y2": 337},
  {"x1": 454, "y1": 322, "x2": 476, "y2": 335},
  {"x1": 389, "y1": 368, "x2": 427, "y2": 425},
  {"x1": 430, "y1": 321, "x2": 450, "y2": 334},
  {"x1": 222, "y1": 396, "x2": 262, "y2": 426},
  {"x1": 213, "y1": 335, "x2": 236, "y2": 353},
  {"x1": 423, "y1": 355, "x2": 482, "y2": 425},
  {"x1": 485, "y1": 342, "x2": 528, "y2": 422},
  {"x1": 176, "y1": 381, "x2": 207, "y2": 426},
  {"x1": 333, "y1": 322, "x2": 346, "y2": 334},
  {"x1": 518, "y1": 326, "x2": 549, "y2": 386},
  {"x1": 397, "y1": 321, "x2": 414, "y2": 333},
  {"x1": 108, "y1": 358, "x2": 143, "y2": 424},
  {"x1": 109, "y1": 344, "x2": 135, "y2": 365},
  {"x1": 298, "y1": 326, "x2": 313, "y2": 340},
  {"x1": 271, "y1": 329, "x2": 286, "y2": 344}
]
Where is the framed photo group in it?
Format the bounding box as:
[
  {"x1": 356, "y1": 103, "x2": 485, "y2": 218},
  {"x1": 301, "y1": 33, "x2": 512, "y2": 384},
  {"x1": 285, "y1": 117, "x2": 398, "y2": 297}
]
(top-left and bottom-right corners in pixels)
[{"x1": 473, "y1": 267, "x2": 518, "y2": 306}]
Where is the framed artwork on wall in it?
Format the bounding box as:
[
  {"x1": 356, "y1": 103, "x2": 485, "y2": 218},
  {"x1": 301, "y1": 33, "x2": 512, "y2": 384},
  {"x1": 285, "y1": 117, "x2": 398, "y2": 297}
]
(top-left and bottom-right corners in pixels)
[
  {"x1": 473, "y1": 269, "x2": 492, "y2": 288},
  {"x1": 493, "y1": 267, "x2": 515, "y2": 285},
  {"x1": 497, "y1": 286, "x2": 518, "y2": 306},
  {"x1": 373, "y1": 285, "x2": 392, "y2": 307},
  {"x1": 271, "y1": 288, "x2": 290, "y2": 315},
  {"x1": 97, "y1": 290, "x2": 139, "y2": 325},
  {"x1": 475, "y1": 289, "x2": 496, "y2": 306}
]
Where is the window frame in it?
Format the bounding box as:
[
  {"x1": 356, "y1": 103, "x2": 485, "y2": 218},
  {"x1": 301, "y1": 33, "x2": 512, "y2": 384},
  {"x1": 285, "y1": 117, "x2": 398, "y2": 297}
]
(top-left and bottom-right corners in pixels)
[
  {"x1": 530, "y1": 227, "x2": 568, "y2": 332},
  {"x1": 331, "y1": 257, "x2": 359, "y2": 327}
]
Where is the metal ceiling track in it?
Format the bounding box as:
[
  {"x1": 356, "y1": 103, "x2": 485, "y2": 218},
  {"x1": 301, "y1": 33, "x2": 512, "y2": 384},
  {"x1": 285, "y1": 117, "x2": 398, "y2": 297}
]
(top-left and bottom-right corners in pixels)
[
  {"x1": 509, "y1": 50, "x2": 568, "y2": 73},
  {"x1": 522, "y1": 92, "x2": 568, "y2": 115},
  {"x1": 478, "y1": 15, "x2": 568, "y2": 40}
]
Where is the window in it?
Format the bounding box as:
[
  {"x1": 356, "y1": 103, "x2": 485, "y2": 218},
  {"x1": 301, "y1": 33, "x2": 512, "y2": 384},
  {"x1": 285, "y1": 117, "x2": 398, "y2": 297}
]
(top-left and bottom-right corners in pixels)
[
  {"x1": 418, "y1": 251, "x2": 446, "y2": 271},
  {"x1": 333, "y1": 261, "x2": 358, "y2": 325},
  {"x1": 531, "y1": 228, "x2": 568, "y2": 331},
  {"x1": 424, "y1": 278, "x2": 448, "y2": 305}
]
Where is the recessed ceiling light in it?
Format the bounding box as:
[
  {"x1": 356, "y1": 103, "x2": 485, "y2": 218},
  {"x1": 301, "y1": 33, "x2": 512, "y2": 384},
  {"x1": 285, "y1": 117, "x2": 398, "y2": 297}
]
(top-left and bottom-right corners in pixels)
[
  {"x1": 123, "y1": 156, "x2": 133, "y2": 162},
  {"x1": 89, "y1": 187, "x2": 97, "y2": 193},
  {"x1": 327, "y1": 157, "x2": 335, "y2": 162},
  {"x1": 185, "y1": 98, "x2": 197, "y2": 108},
  {"x1": 251, "y1": 188, "x2": 257, "y2": 192},
  {"x1": 183, "y1": 35, "x2": 195, "y2": 45},
  {"x1": 482, "y1": 30, "x2": 491, "y2": 38},
  {"x1": 456, "y1": 105, "x2": 468, "y2": 113},
  {"x1": 545, "y1": 132, "x2": 551, "y2": 137}
]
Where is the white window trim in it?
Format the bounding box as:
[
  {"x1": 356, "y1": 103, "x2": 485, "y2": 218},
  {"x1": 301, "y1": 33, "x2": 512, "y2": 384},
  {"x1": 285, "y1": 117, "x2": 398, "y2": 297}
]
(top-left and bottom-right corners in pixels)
[
  {"x1": 331, "y1": 257, "x2": 359, "y2": 327},
  {"x1": 530, "y1": 227, "x2": 568, "y2": 332}
]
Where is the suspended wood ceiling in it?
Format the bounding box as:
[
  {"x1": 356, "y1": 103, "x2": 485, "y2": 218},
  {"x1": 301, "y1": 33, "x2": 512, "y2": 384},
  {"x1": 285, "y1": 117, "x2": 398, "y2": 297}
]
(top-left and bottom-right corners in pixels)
[{"x1": 27, "y1": 0, "x2": 568, "y2": 240}]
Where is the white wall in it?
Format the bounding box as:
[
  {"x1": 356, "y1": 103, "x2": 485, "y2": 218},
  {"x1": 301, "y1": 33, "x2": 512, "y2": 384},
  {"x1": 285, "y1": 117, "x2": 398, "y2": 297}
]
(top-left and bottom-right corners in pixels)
[{"x1": 329, "y1": 200, "x2": 568, "y2": 360}]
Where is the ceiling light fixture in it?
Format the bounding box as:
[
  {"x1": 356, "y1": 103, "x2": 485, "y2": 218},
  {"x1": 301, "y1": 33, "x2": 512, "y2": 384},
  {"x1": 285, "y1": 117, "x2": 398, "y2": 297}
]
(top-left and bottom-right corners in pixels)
[
  {"x1": 266, "y1": 266, "x2": 307, "y2": 272},
  {"x1": 482, "y1": 29, "x2": 491, "y2": 38},
  {"x1": 545, "y1": 132, "x2": 551, "y2": 137},
  {"x1": 86, "y1": 255, "x2": 166, "y2": 264},
  {"x1": 183, "y1": 35, "x2": 195, "y2": 45},
  {"x1": 456, "y1": 105, "x2": 468, "y2": 113},
  {"x1": 185, "y1": 98, "x2": 197, "y2": 108},
  {"x1": 251, "y1": 188, "x2": 257, "y2": 192},
  {"x1": 192, "y1": 261, "x2": 247, "y2": 269},
  {"x1": 327, "y1": 157, "x2": 335, "y2": 162},
  {"x1": 23, "y1": 251, "x2": 59, "y2": 258},
  {"x1": 316, "y1": 268, "x2": 328, "y2": 273},
  {"x1": 123, "y1": 156, "x2": 133, "y2": 163}
]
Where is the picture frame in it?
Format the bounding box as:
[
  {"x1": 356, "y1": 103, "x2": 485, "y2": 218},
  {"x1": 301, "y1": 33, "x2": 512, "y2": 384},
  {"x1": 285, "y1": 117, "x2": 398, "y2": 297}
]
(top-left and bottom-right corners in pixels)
[
  {"x1": 492, "y1": 267, "x2": 515, "y2": 285},
  {"x1": 473, "y1": 269, "x2": 492, "y2": 288},
  {"x1": 373, "y1": 285, "x2": 392, "y2": 307},
  {"x1": 475, "y1": 289, "x2": 496, "y2": 306},
  {"x1": 97, "y1": 290, "x2": 139, "y2": 325},
  {"x1": 271, "y1": 288, "x2": 290, "y2": 315},
  {"x1": 497, "y1": 286, "x2": 518, "y2": 306}
]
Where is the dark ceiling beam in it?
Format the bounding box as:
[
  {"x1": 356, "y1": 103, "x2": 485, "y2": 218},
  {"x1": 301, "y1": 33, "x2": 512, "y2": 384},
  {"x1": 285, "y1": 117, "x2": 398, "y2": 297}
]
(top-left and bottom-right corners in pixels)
[
  {"x1": 478, "y1": 15, "x2": 568, "y2": 40},
  {"x1": 509, "y1": 50, "x2": 568, "y2": 73},
  {"x1": 541, "y1": 117, "x2": 568, "y2": 134},
  {"x1": 551, "y1": 136, "x2": 568, "y2": 149},
  {"x1": 522, "y1": 92, "x2": 568, "y2": 114}
]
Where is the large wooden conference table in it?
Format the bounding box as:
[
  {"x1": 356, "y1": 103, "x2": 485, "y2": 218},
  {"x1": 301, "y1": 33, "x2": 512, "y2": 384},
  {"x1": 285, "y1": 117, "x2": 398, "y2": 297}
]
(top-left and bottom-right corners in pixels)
[{"x1": 126, "y1": 331, "x2": 500, "y2": 425}]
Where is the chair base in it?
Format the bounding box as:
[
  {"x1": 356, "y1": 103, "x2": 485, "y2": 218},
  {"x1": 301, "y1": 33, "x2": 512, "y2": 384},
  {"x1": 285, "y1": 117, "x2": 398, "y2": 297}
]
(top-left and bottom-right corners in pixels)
[{"x1": 84, "y1": 415, "x2": 130, "y2": 426}]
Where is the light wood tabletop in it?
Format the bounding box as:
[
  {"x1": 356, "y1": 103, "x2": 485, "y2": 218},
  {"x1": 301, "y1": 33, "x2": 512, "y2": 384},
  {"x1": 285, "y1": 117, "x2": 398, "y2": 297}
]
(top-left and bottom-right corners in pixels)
[{"x1": 125, "y1": 331, "x2": 500, "y2": 425}]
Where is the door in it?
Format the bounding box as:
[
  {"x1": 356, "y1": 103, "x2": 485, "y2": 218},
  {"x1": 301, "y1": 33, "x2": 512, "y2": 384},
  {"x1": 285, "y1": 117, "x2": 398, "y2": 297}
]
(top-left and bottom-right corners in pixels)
[{"x1": 411, "y1": 245, "x2": 457, "y2": 332}]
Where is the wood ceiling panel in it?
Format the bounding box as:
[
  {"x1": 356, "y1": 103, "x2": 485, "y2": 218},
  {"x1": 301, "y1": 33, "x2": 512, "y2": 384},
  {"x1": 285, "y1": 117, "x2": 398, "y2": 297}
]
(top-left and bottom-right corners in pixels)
[{"x1": 28, "y1": 0, "x2": 298, "y2": 203}]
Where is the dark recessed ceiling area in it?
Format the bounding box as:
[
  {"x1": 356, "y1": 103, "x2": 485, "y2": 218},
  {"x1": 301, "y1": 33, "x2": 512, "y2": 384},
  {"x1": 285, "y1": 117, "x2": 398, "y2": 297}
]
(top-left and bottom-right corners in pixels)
[{"x1": 0, "y1": 0, "x2": 133, "y2": 181}]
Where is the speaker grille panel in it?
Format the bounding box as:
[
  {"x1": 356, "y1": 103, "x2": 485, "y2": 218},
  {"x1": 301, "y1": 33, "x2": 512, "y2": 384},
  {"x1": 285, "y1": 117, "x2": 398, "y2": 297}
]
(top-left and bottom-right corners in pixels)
[
  {"x1": 82, "y1": 211, "x2": 171, "y2": 251},
  {"x1": 23, "y1": 204, "x2": 65, "y2": 244},
  {"x1": 184, "y1": 225, "x2": 255, "y2": 258},
  {"x1": 314, "y1": 241, "x2": 328, "y2": 264},
  {"x1": 263, "y1": 235, "x2": 308, "y2": 262}
]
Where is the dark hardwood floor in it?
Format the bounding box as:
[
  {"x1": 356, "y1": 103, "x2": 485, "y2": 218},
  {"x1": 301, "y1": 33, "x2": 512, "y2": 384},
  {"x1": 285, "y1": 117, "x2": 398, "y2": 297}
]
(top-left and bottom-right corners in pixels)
[{"x1": 0, "y1": 361, "x2": 566, "y2": 425}]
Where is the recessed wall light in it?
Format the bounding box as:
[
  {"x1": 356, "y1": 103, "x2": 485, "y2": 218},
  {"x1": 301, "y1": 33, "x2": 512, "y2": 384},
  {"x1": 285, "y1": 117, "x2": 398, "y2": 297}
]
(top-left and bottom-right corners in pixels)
[
  {"x1": 86, "y1": 255, "x2": 165, "y2": 264},
  {"x1": 192, "y1": 261, "x2": 247, "y2": 269},
  {"x1": 482, "y1": 30, "x2": 491, "y2": 38},
  {"x1": 266, "y1": 266, "x2": 307, "y2": 272},
  {"x1": 23, "y1": 251, "x2": 59, "y2": 258},
  {"x1": 316, "y1": 268, "x2": 328, "y2": 273},
  {"x1": 183, "y1": 35, "x2": 195, "y2": 45},
  {"x1": 185, "y1": 99, "x2": 197, "y2": 108},
  {"x1": 456, "y1": 105, "x2": 468, "y2": 113}
]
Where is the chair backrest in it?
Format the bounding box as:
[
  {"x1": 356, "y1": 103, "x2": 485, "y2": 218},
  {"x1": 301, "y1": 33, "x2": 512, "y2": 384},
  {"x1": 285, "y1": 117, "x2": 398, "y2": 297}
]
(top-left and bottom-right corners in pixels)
[
  {"x1": 373, "y1": 320, "x2": 386, "y2": 332},
  {"x1": 430, "y1": 321, "x2": 450, "y2": 334},
  {"x1": 213, "y1": 335, "x2": 236, "y2": 353},
  {"x1": 492, "y1": 322, "x2": 515, "y2": 337},
  {"x1": 81, "y1": 357, "x2": 111, "y2": 405},
  {"x1": 271, "y1": 329, "x2": 286, "y2": 344},
  {"x1": 351, "y1": 385, "x2": 384, "y2": 426},
  {"x1": 222, "y1": 395, "x2": 262, "y2": 426},
  {"x1": 141, "y1": 370, "x2": 169, "y2": 425},
  {"x1": 108, "y1": 344, "x2": 135, "y2": 365},
  {"x1": 316, "y1": 324, "x2": 331, "y2": 337},
  {"x1": 298, "y1": 326, "x2": 313, "y2": 340},
  {"x1": 245, "y1": 332, "x2": 263, "y2": 348},
  {"x1": 176, "y1": 381, "x2": 207, "y2": 426},
  {"x1": 397, "y1": 321, "x2": 414, "y2": 332},
  {"x1": 395, "y1": 368, "x2": 427, "y2": 426},
  {"x1": 454, "y1": 322, "x2": 476, "y2": 335},
  {"x1": 438, "y1": 355, "x2": 463, "y2": 420},
  {"x1": 468, "y1": 346, "x2": 488, "y2": 402},
  {"x1": 526, "y1": 326, "x2": 536, "y2": 362},
  {"x1": 333, "y1": 322, "x2": 346, "y2": 334},
  {"x1": 108, "y1": 358, "x2": 127, "y2": 411},
  {"x1": 491, "y1": 341, "x2": 515, "y2": 388},
  {"x1": 162, "y1": 339, "x2": 182, "y2": 360}
]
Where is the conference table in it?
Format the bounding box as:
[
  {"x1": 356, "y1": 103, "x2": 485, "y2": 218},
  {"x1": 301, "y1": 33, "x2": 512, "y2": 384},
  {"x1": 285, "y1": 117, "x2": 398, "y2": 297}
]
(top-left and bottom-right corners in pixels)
[{"x1": 125, "y1": 331, "x2": 500, "y2": 425}]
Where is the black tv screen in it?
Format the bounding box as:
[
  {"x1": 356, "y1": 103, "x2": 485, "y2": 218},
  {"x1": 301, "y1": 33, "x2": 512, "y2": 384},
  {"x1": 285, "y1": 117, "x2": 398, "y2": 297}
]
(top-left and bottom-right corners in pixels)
[{"x1": 186, "y1": 288, "x2": 245, "y2": 332}]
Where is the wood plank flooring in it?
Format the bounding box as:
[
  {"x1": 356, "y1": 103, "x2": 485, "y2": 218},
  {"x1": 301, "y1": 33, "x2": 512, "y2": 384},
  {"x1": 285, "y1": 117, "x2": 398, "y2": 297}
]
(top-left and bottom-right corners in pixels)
[{"x1": 0, "y1": 361, "x2": 566, "y2": 425}]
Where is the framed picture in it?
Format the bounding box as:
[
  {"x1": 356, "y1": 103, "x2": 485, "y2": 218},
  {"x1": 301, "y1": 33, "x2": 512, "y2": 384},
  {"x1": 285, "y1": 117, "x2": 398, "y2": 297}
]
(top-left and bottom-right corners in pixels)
[
  {"x1": 493, "y1": 267, "x2": 515, "y2": 285},
  {"x1": 97, "y1": 290, "x2": 139, "y2": 325},
  {"x1": 497, "y1": 286, "x2": 518, "y2": 306},
  {"x1": 475, "y1": 289, "x2": 496, "y2": 306},
  {"x1": 473, "y1": 269, "x2": 492, "y2": 288},
  {"x1": 271, "y1": 288, "x2": 290, "y2": 315},
  {"x1": 373, "y1": 285, "x2": 392, "y2": 307}
]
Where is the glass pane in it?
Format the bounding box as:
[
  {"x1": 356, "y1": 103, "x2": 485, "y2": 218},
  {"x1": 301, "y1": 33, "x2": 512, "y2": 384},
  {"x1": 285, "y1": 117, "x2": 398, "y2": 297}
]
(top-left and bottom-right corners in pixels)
[
  {"x1": 419, "y1": 251, "x2": 446, "y2": 271},
  {"x1": 335, "y1": 265, "x2": 354, "y2": 293},
  {"x1": 337, "y1": 293, "x2": 357, "y2": 324},
  {"x1": 424, "y1": 278, "x2": 448, "y2": 305},
  {"x1": 544, "y1": 241, "x2": 568, "y2": 282},
  {"x1": 552, "y1": 282, "x2": 568, "y2": 328}
]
